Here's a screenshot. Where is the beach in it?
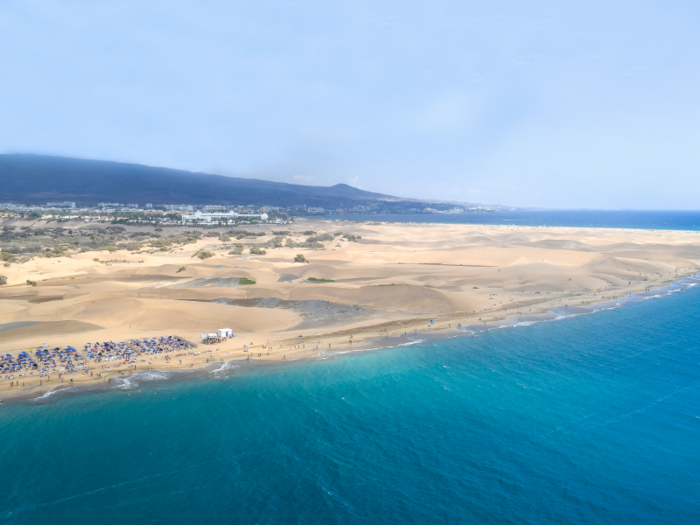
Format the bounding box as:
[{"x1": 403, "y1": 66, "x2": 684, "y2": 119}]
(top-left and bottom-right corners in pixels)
[{"x1": 1, "y1": 219, "x2": 699, "y2": 400}]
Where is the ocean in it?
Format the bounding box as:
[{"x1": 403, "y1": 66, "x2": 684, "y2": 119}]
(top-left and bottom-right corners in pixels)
[
  {"x1": 333, "y1": 210, "x2": 700, "y2": 231},
  {"x1": 1, "y1": 278, "x2": 699, "y2": 523}
]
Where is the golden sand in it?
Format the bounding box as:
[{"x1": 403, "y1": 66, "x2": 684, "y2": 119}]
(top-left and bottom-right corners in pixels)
[{"x1": 1, "y1": 219, "x2": 699, "y2": 400}]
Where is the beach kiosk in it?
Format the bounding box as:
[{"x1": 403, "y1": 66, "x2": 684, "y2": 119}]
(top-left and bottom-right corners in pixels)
[
  {"x1": 218, "y1": 328, "x2": 233, "y2": 339},
  {"x1": 201, "y1": 332, "x2": 220, "y2": 344}
]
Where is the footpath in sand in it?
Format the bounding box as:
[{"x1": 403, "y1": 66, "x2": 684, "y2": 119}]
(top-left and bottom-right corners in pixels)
[{"x1": 1, "y1": 219, "x2": 699, "y2": 400}]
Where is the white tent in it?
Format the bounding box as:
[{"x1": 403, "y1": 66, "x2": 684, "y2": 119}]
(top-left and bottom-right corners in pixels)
[{"x1": 218, "y1": 328, "x2": 233, "y2": 338}]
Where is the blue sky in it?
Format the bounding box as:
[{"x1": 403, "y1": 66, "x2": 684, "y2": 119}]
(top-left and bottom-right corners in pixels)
[{"x1": 1, "y1": 1, "x2": 698, "y2": 209}]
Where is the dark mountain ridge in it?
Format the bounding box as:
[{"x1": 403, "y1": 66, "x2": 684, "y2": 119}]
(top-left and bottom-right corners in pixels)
[{"x1": 0, "y1": 154, "x2": 402, "y2": 207}]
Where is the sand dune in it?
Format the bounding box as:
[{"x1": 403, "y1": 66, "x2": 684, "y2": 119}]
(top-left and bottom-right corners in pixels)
[{"x1": 1, "y1": 219, "x2": 699, "y2": 398}]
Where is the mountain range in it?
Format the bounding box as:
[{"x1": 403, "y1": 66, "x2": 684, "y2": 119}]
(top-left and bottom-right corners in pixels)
[{"x1": 0, "y1": 154, "x2": 405, "y2": 208}]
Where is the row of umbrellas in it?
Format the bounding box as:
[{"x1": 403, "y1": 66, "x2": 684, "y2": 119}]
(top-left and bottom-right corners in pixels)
[{"x1": 2, "y1": 336, "x2": 194, "y2": 374}]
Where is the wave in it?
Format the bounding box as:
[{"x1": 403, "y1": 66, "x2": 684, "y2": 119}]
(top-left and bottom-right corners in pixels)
[
  {"x1": 112, "y1": 377, "x2": 137, "y2": 390},
  {"x1": 131, "y1": 370, "x2": 171, "y2": 382},
  {"x1": 398, "y1": 339, "x2": 425, "y2": 347},
  {"x1": 31, "y1": 389, "x2": 61, "y2": 401},
  {"x1": 207, "y1": 360, "x2": 239, "y2": 378},
  {"x1": 110, "y1": 370, "x2": 172, "y2": 390}
]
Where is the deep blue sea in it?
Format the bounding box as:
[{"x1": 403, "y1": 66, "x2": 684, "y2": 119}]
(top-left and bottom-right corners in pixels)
[
  {"x1": 334, "y1": 210, "x2": 700, "y2": 230},
  {"x1": 1, "y1": 281, "x2": 699, "y2": 523}
]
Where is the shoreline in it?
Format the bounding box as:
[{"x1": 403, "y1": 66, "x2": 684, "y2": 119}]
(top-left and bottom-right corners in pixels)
[
  {"x1": 4, "y1": 271, "x2": 698, "y2": 406},
  {"x1": 3, "y1": 218, "x2": 700, "y2": 404}
]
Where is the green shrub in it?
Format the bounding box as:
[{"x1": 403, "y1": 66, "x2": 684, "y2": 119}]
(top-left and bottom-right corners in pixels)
[
  {"x1": 307, "y1": 277, "x2": 334, "y2": 283},
  {"x1": 229, "y1": 244, "x2": 244, "y2": 255},
  {"x1": 0, "y1": 275, "x2": 7, "y2": 285},
  {"x1": 43, "y1": 248, "x2": 67, "y2": 258},
  {"x1": 294, "y1": 254, "x2": 308, "y2": 263},
  {"x1": 267, "y1": 236, "x2": 285, "y2": 248},
  {"x1": 0, "y1": 251, "x2": 16, "y2": 263},
  {"x1": 26, "y1": 279, "x2": 37, "y2": 286},
  {"x1": 193, "y1": 250, "x2": 214, "y2": 260},
  {"x1": 249, "y1": 246, "x2": 267, "y2": 255},
  {"x1": 176, "y1": 266, "x2": 187, "y2": 273},
  {"x1": 239, "y1": 278, "x2": 256, "y2": 285}
]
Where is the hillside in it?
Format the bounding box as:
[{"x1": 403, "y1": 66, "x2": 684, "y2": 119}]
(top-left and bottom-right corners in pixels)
[{"x1": 0, "y1": 154, "x2": 399, "y2": 207}]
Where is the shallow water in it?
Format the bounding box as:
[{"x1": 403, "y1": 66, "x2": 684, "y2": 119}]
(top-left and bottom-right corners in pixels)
[{"x1": 1, "y1": 285, "x2": 699, "y2": 524}]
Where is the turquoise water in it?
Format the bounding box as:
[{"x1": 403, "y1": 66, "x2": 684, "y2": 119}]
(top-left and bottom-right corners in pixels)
[
  {"x1": 2, "y1": 285, "x2": 700, "y2": 524},
  {"x1": 335, "y1": 210, "x2": 700, "y2": 230}
]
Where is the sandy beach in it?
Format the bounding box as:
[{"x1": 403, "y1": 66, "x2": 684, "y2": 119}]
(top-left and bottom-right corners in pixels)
[{"x1": 1, "y1": 218, "x2": 699, "y2": 400}]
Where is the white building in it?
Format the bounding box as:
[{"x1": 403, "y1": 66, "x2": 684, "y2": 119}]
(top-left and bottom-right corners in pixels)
[{"x1": 181, "y1": 211, "x2": 269, "y2": 223}]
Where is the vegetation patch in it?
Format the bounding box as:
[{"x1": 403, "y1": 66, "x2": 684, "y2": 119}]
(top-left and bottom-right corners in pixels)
[
  {"x1": 307, "y1": 277, "x2": 334, "y2": 283},
  {"x1": 26, "y1": 279, "x2": 37, "y2": 287},
  {"x1": 176, "y1": 266, "x2": 187, "y2": 273},
  {"x1": 238, "y1": 278, "x2": 256, "y2": 285},
  {"x1": 307, "y1": 233, "x2": 334, "y2": 243},
  {"x1": 266, "y1": 236, "x2": 286, "y2": 248},
  {"x1": 294, "y1": 254, "x2": 308, "y2": 263},
  {"x1": 0, "y1": 275, "x2": 6, "y2": 285},
  {"x1": 193, "y1": 250, "x2": 215, "y2": 260}
]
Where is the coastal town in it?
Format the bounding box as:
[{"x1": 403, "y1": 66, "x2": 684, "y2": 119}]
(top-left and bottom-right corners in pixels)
[{"x1": 0, "y1": 200, "x2": 497, "y2": 227}]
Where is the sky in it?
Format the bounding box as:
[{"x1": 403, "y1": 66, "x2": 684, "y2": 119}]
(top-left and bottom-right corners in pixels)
[{"x1": 1, "y1": 0, "x2": 699, "y2": 209}]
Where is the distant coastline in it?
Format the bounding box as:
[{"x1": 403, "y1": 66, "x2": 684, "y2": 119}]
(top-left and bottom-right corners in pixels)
[{"x1": 332, "y1": 210, "x2": 700, "y2": 231}]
